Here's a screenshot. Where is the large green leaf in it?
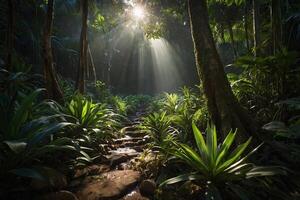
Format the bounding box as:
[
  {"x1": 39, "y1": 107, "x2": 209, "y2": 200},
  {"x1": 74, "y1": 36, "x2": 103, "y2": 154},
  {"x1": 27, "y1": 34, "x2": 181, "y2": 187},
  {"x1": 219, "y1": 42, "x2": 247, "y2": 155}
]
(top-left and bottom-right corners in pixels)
[
  {"x1": 9, "y1": 89, "x2": 45, "y2": 139},
  {"x1": 3, "y1": 141, "x2": 27, "y2": 154},
  {"x1": 192, "y1": 122, "x2": 208, "y2": 158},
  {"x1": 217, "y1": 137, "x2": 251, "y2": 173},
  {"x1": 216, "y1": 130, "x2": 236, "y2": 167},
  {"x1": 246, "y1": 166, "x2": 288, "y2": 178},
  {"x1": 159, "y1": 173, "x2": 203, "y2": 187},
  {"x1": 28, "y1": 122, "x2": 73, "y2": 146},
  {"x1": 10, "y1": 168, "x2": 45, "y2": 181}
]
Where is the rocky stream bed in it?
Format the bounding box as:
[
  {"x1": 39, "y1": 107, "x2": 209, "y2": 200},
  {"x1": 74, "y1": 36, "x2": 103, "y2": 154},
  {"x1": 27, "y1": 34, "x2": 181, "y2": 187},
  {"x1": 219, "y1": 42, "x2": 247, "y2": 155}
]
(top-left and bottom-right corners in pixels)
[{"x1": 36, "y1": 110, "x2": 156, "y2": 200}]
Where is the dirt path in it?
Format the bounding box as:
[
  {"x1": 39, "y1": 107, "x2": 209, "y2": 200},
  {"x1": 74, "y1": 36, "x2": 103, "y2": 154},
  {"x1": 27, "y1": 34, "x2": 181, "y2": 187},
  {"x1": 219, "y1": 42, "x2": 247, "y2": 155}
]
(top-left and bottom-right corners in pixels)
[{"x1": 70, "y1": 108, "x2": 153, "y2": 200}]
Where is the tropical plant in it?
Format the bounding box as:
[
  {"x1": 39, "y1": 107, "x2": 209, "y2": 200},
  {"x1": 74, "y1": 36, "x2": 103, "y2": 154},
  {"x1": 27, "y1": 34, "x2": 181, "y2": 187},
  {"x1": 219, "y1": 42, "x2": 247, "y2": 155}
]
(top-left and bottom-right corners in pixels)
[
  {"x1": 111, "y1": 96, "x2": 129, "y2": 116},
  {"x1": 231, "y1": 50, "x2": 300, "y2": 124},
  {"x1": 163, "y1": 93, "x2": 180, "y2": 114},
  {"x1": 160, "y1": 123, "x2": 288, "y2": 199},
  {"x1": 0, "y1": 67, "x2": 41, "y2": 97},
  {"x1": 141, "y1": 112, "x2": 177, "y2": 151},
  {"x1": 0, "y1": 89, "x2": 84, "y2": 180},
  {"x1": 66, "y1": 94, "x2": 119, "y2": 129}
]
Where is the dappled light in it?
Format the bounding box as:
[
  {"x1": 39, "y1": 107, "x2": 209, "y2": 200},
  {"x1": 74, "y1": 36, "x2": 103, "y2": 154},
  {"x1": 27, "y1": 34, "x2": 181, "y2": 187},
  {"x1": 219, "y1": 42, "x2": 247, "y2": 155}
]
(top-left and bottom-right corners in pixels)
[{"x1": 0, "y1": 0, "x2": 300, "y2": 199}]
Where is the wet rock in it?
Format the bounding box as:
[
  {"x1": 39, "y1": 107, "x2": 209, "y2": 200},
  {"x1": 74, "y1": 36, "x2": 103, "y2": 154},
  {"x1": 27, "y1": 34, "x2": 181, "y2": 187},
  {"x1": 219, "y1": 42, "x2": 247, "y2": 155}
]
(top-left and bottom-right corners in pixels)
[
  {"x1": 38, "y1": 190, "x2": 78, "y2": 200},
  {"x1": 113, "y1": 136, "x2": 144, "y2": 144},
  {"x1": 74, "y1": 164, "x2": 110, "y2": 178},
  {"x1": 121, "y1": 190, "x2": 149, "y2": 200},
  {"x1": 139, "y1": 179, "x2": 156, "y2": 196},
  {"x1": 106, "y1": 154, "x2": 139, "y2": 167},
  {"x1": 76, "y1": 170, "x2": 141, "y2": 200},
  {"x1": 117, "y1": 162, "x2": 132, "y2": 170},
  {"x1": 106, "y1": 148, "x2": 140, "y2": 166}
]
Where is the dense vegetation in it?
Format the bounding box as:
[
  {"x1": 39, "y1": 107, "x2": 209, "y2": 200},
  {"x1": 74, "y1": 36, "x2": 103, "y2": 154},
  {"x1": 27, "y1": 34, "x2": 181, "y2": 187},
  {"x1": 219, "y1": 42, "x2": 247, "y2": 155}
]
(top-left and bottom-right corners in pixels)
[{"x1": 0, "y1": 0, "x2": 299, "y2": 199}]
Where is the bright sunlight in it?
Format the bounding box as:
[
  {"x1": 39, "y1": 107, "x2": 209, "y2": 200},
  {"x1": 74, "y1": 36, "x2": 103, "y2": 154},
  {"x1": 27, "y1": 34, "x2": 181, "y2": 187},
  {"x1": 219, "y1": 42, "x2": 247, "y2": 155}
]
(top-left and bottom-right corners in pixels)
[{"x1": 132, "y1": 5, "x2": 146, "y2": 20}]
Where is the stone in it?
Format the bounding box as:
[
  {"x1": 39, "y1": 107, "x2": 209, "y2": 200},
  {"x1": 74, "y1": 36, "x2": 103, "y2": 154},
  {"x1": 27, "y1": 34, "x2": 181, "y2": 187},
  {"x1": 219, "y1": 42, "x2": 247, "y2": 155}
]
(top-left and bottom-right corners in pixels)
[
  {"x1": 38, "y1": 190, "x2": 78, "y2": 200},
  {"x1": 74, "y1": 164, "x2": 110, "y2": 178},
  {"x1": 76, "y1": 170, "x2": 141, "y2": 200},
  {"x1": 121, "y1": 190, "x2": 149, "y2": 200},
  {"x1": 139, "y1": 179, "x2": 156, "y2": 196},
  {"x1": 105, "y1": 148, "x2": 140, "y2": 166}
]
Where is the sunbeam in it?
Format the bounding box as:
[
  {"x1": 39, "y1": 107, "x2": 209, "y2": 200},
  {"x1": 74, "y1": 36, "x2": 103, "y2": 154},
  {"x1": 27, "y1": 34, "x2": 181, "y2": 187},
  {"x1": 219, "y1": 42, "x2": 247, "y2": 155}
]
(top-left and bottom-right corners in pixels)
[{"x1": 149, "y1": 38, "x2": 184, "y2": 92}]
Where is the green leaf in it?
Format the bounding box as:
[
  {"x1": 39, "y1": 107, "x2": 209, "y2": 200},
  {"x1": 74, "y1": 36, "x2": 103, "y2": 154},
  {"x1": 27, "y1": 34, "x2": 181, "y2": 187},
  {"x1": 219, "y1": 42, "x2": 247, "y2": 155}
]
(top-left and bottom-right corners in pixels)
[
  {"x1": 9, "y1": 89, "x2": 45, "y2": 139},
  {"x1": 216, "y1": 130, "x2": 236, "y2": 167},
  {"x1": 10, "y1": 168, "x2": 45, "y2": 181},
  {"x1": 217, "y1": 137, "x2": 252, "y2": 173},
  {"x1": 192, "y1": 122, "x2": 208, "y2": 158},
  {"x1": 28, "y1": 122, "x2": 72, "y2": 146},
  {"x1": 246, "y1": 166, "x2": 288, "y2": 178},
  {"x1": 3, "y1": 141, "x2": 27, "y2": 154},
  {"x1": 159, "y1": 173, "x2": 203, "y2": 187},
  {"x1": 206, "y1": 124, "x2": 217, "y2": 167}
]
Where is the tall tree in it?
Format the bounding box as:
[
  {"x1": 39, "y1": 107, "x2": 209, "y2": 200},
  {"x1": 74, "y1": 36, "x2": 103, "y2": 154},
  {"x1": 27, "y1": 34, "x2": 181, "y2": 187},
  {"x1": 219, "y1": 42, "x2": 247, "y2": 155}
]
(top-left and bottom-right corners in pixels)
[
  {"x1": 271, "y1": 0, "x2": 282, "y2": 54},
  {"x1": 252, "y1": 0, "x2": 260, "y2": 56},
  {"x1": 244, "y1": 0, "x2": 250, "y2": 52},
  {"x1": 188, "y1": 0, "x2": 256, "y2": 140},
  {"x1": 76, "y1": 0, "x2": 88, "y2": 93},
  {"x1": 6, "y1": 0, "x2": 16, "y2": 71},
  {"x1": 42, "y1": 0, "x2": 64, "y2": 101}
]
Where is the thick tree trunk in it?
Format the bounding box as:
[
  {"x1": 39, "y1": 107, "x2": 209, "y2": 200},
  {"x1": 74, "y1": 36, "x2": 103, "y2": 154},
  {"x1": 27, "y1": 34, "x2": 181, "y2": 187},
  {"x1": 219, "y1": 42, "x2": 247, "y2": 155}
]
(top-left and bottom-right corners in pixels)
[
  {"x1": 271, "y1": 0, "x2": 282, "y2": 54},
  {"x1": 6, "y1": 0, "x2": 16, "y2": 71},
  {"x1": 252, "y1": 0, "x2": 260, "y2": 56},
  {"x1": 76, "y1": 0, "x2": 88, "y2": 94},
  {"x1": 188, "y1": 0, "x2": 256, "y2": 140},
  {"x1": 42, "y1": 0, "x2": 63, "y2": 101}
]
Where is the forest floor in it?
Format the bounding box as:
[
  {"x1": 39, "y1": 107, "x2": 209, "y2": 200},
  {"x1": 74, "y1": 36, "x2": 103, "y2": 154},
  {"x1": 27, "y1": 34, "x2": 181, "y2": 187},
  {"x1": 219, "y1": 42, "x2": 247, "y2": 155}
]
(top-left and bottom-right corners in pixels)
[{"x1": 40, "y1": 108, "x2": 155, "y2": 200}]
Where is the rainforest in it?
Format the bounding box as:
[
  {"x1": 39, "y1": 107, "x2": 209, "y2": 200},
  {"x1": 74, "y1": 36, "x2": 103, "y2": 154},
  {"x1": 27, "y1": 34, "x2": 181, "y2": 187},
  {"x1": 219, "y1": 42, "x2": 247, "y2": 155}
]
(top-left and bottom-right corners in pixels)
[{"x1": 0, "y1": 0, "x2": 300, "y2": 199}]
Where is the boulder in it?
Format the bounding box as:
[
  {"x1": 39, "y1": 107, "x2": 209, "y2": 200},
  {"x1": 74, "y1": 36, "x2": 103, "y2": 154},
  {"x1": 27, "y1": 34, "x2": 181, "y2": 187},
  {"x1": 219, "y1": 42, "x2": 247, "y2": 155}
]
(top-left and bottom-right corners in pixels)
[
  {"x1": 139, "y1": 179, "x2": 156, "y2": 196},
  {"x1": 76, "y1": 170, "x2": 140, "y2": 200},
  {"x1": 74, "y1": 164, "x2": 110, "y2": 178}
]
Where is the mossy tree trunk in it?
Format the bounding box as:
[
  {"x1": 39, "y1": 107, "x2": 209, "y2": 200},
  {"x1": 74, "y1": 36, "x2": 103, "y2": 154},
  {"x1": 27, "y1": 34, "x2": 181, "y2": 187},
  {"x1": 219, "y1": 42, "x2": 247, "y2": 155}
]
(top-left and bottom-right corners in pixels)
[
  {"x1": 188, "y1": 0, "x2": 257, "y2": 140},
  {"x1": 76, "y1": 0, "x2": 88, "y2": 94},
  {"x1": 42, "y1": 0, "x2": 63, "y2": 101}
]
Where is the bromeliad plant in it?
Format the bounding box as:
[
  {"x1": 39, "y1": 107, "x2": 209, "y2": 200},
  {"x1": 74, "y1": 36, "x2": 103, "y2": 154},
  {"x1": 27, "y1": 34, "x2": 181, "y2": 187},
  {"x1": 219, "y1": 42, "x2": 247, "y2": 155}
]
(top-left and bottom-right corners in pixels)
[
  {"x1": 0, "y1": 89, "x2": 86, "y2": 180},
  {"x1": 141, "y1": 112, "x2": 177, "y2": 151},
  {"x1": 60, "y1": 94, "x2": 121, "y2": 138},
  {"x1": 161, "y1": 123, "x2": 288, "y2": 199}
]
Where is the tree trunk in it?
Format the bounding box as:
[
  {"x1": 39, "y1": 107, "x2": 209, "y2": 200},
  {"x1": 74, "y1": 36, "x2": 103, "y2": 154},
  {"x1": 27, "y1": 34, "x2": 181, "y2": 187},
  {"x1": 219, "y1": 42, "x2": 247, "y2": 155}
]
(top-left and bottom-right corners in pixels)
[
  {"x1": 244, "y1": 0, "x2": 250, "y2": 52},
  {"x1": 76, "y1": 0, "x2": 88, "y2": 94},
  {"x1": 271, "y1": 0, "x2": 282, "y2": 54},
  {"x1": 188, "y1": 0, "x2": 256, "y2": 140},
  {"x1": 42, "y1": 0, "x2": 64, "y2": 101},
  {"x1": 6, "y1": 0, "x2": 16, "y2": 71},
  {"x1": 252, "y1": 0, "x2": 260, "y2": 56},
  {"x1": 227, "y1": 21, "x2": 238, "y2": 58}
]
